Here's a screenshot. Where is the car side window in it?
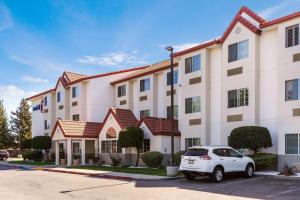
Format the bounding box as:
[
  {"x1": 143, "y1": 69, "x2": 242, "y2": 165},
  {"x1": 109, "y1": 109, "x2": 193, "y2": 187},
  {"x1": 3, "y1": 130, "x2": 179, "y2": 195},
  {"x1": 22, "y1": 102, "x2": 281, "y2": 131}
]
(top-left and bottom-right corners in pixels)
[
  {"x1": 213, "y1": 148, "x2": 229, "y2": 157},
  {"x1": 227, "y1": 149, "x2": 242, "y2": 157}
]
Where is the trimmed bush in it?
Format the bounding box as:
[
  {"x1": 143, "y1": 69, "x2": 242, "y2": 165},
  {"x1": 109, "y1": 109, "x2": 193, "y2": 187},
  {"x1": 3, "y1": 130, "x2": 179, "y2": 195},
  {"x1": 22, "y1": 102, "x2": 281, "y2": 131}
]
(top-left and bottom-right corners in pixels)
[
  {"x1": 174, "y1": 151, "x2": 185, "y2": 166},
  {"x1": 22, "y1": 150, "x2": 42, "y2": 162},
  {"x1": 141, "y1": 151, "x2": 163, "y2": 168},
  {"x1": 32, "y1": 136, "x2": 51, "y2": 150},
  {"x1": 249, "y1": 153, "x2": 277, "y2": 171},
  {"x1": 22, "y1": 139, "x2": 32, "y2": 150},
  {"x1": 229, "y1": 126, "x2": 272, "y2": 153}
]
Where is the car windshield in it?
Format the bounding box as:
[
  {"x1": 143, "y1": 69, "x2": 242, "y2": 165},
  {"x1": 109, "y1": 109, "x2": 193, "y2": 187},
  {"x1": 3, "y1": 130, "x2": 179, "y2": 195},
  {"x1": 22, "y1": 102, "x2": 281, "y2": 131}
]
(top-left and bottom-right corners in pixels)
[{"x1": 184, "y1": 149, "x2": 208, "y2": 156}]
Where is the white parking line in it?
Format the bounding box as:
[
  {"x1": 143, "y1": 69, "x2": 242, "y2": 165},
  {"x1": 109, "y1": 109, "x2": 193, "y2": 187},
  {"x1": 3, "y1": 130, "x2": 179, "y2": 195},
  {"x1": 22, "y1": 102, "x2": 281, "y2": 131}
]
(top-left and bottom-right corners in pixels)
[
  {"x1": 215, "y1": 177, "x2": 264, "y2": 187},
  {"x1": 266, "y1": 188, "x2": 298, "y2": 198}
]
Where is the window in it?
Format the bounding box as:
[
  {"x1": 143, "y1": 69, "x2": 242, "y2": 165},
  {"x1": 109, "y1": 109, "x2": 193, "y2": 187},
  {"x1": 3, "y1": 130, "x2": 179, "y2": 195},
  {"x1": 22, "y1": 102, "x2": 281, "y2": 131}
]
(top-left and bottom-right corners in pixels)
[
  {"x1": 44, "y1": 120, "x2": 50, "y2": 130},
  {"x1": 140, "y1": 78, "x2": 150, "y2": 92},
  {"x1": 142, "y1": 139, "x2": 150, "y2": 153},
  {"x1": 185, "y1": 96, "x2": 200, "y2": 114},
  {"x1": 228, "y1": 40, "x2": 249, "y2": 62},
  {"x1": 285, "y1": 79, "x2": 299, "y2": 101},
  {"x1": 228, "y1": 88, "x2": 249, "y2": 108},
  {"x1": 167, "y1": 105, "x2": 178, "y2": 119},
  {"x1": 184, "y1": 148, "x2": 208, "y2": 156},
  {"x1": 227, "y1": 149, "x2": 242, "y2": 157},
  {"x1": 57, "y1": 92, "x2": 61, "y2": 103},
  {"x1": 167, "y1": 70, "x2": 178, "y2": 85},
  {"x1": 59, "y1": 143, "x2": 64, "y2": 152},
  {"x1": 72, "y1": 142, "x2": 80, "y2": 154},
  {"x1": 72, "y1": 86, "x2": 79, "y2": 98},
  {"x1": 185, "y1": 138, "x2": 201, "y2": 149},
  {"x1": 72, "y1": 114, "x2": 80, "y2": 121},
  {"x1": 117, "y1": 85, "x2": 126, "y2": 97},
  {"x1": 44, "y1": 96, "x2": 48, "y2": 107},
  {"x1": 140, "y1": 109, "x2": 150, "y2": 119},
  {"x1": 185, "y1": 55, "x2": 201, "y2": 74},
  {"x1": 286, "y1": 24, "x2": 299, "y2": 48},
  {"x1": 101, "y1": 140, "x2": 122, "y2": 153},
  {"x1": 285, "y1": 134, "x2": 300, "y2": 154},
  {"x1": 213, "y1": 149, "x2": 229, "y2": 157}
]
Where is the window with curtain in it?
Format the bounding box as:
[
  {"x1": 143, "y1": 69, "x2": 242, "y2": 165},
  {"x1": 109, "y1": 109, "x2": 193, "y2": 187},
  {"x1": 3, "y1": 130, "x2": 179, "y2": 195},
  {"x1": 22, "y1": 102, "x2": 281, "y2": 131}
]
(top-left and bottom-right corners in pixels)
[
  {"x1": 185, "y1": 96, "x2": 200, "y2": 114},
  {"x1": 185, "y1": 138, "x2": 201, "y2": 149},
  {"x1": 228, "y1": 88, "x2": 249, "y2": 108},
  {"x1": 167, "y1": 70, "x2": 178, "y2": 85},
  {"x1": 286, "y1": 24, "x2": 299, "y2": 48},
  {"x1": 285, "y1": 134, "x2": 299, "y2": 154},
  {"x1": 140, "y1": 78, "x2": 150, "y2": 92},
  {"x1": 185, "y1": 54, "x2": 201, "y2": 74},
  {"x1": 228, "y1": 40, "x2": 249, "y2": 62},
  {"x1": 285, "y1": 79, "x2": 299, "y2": 101}
]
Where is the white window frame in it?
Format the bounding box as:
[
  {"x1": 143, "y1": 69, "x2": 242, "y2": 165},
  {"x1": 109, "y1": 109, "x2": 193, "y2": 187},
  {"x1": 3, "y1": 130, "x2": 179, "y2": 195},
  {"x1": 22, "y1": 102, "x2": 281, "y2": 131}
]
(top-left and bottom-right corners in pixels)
[
  {"x1": 117, "y1": 85, "x2": 126, "y2": 97},
  {"x1": 285, "y1": 24, "x2": 299, "y2": 48},
  {"x1": 228, "y1": 88, "x2": 249, "y2": 108},
  {"x1": 285, "y1": 133, "x2": 300, "y2": 155},
  {"x1": 228, "y1": 39, "x2": 249, "y2": 63}
]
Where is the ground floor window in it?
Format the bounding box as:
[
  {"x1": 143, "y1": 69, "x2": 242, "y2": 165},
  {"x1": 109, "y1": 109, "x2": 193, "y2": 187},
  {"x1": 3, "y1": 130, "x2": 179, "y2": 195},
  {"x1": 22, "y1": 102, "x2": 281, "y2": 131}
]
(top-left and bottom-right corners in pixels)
[
  {"x1": 142, "y1": 139, "x2": 150, "y2": 152},
  {"x1": 59, "y1": 143, "x2": 64, "y2": 152},
  {"x1": 101, "y1": 140, "x2": 122, "y2": 153},
  {"x1": 185, "y1": 138, "x2": 201, "y2": 150},
  {"x1": 72, "y1": 142, "x2": 81, "y2": 154},
  {"x1": 285, "y1": 134, "x2": 300, "y2": 154}
]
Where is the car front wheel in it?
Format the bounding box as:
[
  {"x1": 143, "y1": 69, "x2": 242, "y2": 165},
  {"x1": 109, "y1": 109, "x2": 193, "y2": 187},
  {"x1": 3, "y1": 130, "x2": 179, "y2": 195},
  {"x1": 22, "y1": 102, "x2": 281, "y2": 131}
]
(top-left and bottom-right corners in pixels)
[
  {"x1": 244, "y1": 164, "x2": 254, "y2": 178},
  {"x1": 211, "y1": 167, "x2": 224, "y2": 183}
]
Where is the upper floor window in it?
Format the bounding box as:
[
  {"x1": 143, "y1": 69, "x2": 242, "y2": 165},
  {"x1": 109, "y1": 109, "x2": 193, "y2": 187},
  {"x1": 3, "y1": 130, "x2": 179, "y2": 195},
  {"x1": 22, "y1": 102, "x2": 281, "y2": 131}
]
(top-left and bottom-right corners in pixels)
[
  {"x1": 140, "y1": 78, "x2": 150, "y2": 92},
  {"x1": 57, "y1": 92, "x2": 61, "y2": 103},
  {"x1": 185, "y1": 55, "x2": 201, "y2": 74},
  {"x1": 185, "y1": 96, "x2": 200, "y2": 114},
  {"x1": 286, "y1": 24, "x2": 299, "y2": 48},
  {"x1": 72, "y1": 114, "x2": 80, "y2": 121},
  {"x1": 72, "y1": 86, "x2": 79, "y2": 98},
  {"x1": 285, "y1": 79, "x2": 299, "y2": 101},
  {"x1": 167, "y1": 70, "x2": 178, "y2": 85},
  {"x1": 228, "y1": 39, "x2": 249, "y2": 63},
  {"x1": 44, "y1": 96, "x2": 48, "y2": 107},
  {"x1": 44, "y1": 120, "x2": 50, "y2": 130},
  {"x1": 140, "y1": 109, "x2": 150, "y2": 119},
  {"x1": 167, "y1": 105, "x2": 178, "y2": 119},
  {"x1": 117, "y1": 85, "x2": 126, "y2": 97},
  {"x1": 228, "y1": 88, "x2": 249, "y2": 108}
]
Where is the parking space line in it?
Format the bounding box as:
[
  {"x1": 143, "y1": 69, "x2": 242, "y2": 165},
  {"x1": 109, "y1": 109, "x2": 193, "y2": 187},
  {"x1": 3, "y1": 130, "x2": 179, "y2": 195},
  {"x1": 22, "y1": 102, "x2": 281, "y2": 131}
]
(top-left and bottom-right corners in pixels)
[
  {"x1": 266, "y1": 188, "x2": 298, "y2": 198},
  {"x1": 215, "y1": 177, "x2": 264, "y2": 187}
]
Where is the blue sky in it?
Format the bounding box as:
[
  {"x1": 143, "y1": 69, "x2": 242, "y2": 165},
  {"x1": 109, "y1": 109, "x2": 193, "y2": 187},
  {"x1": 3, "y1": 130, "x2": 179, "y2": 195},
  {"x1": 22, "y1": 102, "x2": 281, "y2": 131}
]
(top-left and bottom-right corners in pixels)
[{"x1": 0, "y1": 0, "x2": 300, "y2": 114}]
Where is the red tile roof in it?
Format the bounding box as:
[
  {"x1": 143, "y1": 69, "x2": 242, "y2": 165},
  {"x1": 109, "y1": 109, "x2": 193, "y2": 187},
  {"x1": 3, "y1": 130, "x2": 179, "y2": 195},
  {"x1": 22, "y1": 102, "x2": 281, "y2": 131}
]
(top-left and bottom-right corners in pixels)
[
  {"x1": 139, "y1": 117, "x2": 181, "y2": 137},
  {"x1": 260, "y1": 11, "x2": 300, "y2": 28},
  {"x1": 100, "y1": 108, "x2": 139, "y2": 134},
  {"x1": 51, "y1": 120, "x2": 102, "y2": 138},
  {"x1": 26, "y1": 66, "x2": 147, "y2": 100}
]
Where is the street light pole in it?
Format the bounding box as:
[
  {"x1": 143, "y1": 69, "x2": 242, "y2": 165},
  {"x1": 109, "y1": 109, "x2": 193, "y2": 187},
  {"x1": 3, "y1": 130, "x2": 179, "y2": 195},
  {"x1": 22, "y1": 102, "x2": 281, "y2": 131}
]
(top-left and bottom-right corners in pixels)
[{"x1": 165, "y1": 46, "x2": 174, "y2": 166}]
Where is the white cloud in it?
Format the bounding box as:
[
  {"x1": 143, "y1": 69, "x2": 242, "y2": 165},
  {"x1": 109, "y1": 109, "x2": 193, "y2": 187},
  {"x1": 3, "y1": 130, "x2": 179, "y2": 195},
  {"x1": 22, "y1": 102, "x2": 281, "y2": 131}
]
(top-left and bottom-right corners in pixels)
[
  {"x1": 77, "y1": 51, "x2": 147, "y2": 66},
  {"x1": 0, "y1": 1, "x2": 13, "y2": 31},
  {"x1": 172, "y1": 43, "x2": 199, "y2": 52},
  {"x1": 22, "y1": 76, "x2": 49, "y2": 83},
  {"x1": 258, "y1": 0, "x2": 300, "y2": 19},
  {"x1": 0, "y1": 85, "x2": 37, "y2": 115}
]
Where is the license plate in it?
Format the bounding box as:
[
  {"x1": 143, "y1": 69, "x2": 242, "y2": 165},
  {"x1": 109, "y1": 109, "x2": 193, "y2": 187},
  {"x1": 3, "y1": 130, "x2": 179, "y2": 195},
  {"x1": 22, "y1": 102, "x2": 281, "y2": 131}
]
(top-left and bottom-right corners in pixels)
[{"x1": 188, "y1": 160, "x2": 194, "y2": 164}]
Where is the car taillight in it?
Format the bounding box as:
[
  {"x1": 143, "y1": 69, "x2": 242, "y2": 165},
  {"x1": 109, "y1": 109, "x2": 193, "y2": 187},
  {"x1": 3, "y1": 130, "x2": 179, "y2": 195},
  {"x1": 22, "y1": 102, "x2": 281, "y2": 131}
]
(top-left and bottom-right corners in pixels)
[{"x1": 200, "y1": 155, "x2": 211, "y2": 160}]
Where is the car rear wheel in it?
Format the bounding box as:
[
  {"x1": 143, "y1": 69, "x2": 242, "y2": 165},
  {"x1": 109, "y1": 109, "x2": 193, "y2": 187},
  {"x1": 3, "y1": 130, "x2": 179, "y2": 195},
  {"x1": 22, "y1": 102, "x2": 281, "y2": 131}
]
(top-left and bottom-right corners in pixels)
[
  {"x1": 211, "y1": 167, "x2": 224, "y2": 183},
  {"x1": 184, "y1": 173, "x2": 196, "y2": 180},
  {"x1": 244, "y1": 164, "x2": 254, "y2": 178}
]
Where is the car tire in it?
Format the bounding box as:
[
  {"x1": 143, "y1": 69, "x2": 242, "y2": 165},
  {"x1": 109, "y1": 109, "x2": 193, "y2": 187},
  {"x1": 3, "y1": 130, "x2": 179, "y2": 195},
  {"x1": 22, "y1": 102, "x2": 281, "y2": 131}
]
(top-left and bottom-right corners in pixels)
[
  {"x1": 184, "y1": 173, "x2": 196, "y2": 180},
  {"x1": 244, "y1": 164, "x2": 254, "y2": 178},
  {"x1": 211, "y1": 167, "x2": 224, "y2": 183}
]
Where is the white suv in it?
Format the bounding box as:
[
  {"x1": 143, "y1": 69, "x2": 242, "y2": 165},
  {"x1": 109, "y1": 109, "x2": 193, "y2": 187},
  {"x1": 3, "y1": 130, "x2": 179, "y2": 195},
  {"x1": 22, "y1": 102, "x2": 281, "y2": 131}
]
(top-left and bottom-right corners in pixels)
[{"x1": 179, "y1": 146, "x2": 255, "y2": 182}]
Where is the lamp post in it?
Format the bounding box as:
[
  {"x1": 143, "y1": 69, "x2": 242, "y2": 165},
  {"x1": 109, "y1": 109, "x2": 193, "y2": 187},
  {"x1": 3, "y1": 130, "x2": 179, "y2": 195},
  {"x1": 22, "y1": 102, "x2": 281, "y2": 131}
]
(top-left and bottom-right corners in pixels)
[{"x1": 165, "y1": 46, "x2": 175, "y2": 168}]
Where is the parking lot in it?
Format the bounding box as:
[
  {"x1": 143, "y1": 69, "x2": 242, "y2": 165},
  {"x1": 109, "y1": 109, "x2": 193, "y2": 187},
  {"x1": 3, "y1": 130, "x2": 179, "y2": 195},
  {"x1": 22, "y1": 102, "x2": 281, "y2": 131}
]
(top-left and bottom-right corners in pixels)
[{"x1": 1, "y1": 165, "x2": 300, "y2": 200}]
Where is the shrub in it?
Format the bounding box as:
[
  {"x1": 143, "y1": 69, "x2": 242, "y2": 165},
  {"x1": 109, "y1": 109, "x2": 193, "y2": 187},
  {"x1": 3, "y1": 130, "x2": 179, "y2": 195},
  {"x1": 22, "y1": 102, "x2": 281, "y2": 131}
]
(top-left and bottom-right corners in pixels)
[
  {"x1": 22, "y1": 150, "x2": 42, "y2": 162},
  {"x1": 279, "y1": 164, "x2": 297, "y2": 176},
  {"x1": 110, "y1": 154, "x2": 122, "y2": 167},
  {"x1": 229, "y1": 126, "x2": 272, "y2": 153},
  {"x1": 249, "y1": 153, "x2": 277, "y2": 171},
  {"x1": 141, "y1": 151, "x2": 163, "y2": 168},
  {"x1": 22, "y1": 139, "x2": 32, "y2": 150},
  {"x1": 32, "y1": 136, "x2": 52, "y2": 150},
  {"x1": 174, "y1": 151, "x2": 185, "y2": 166}
]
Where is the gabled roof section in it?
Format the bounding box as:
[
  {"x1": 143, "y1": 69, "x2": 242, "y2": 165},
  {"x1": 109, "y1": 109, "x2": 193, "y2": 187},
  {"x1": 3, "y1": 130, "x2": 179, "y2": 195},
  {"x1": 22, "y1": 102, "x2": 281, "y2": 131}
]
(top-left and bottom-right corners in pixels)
[
  {"x1": 111, "y1": 60, "x2": 178, "y2": 85},
  {"x1": 100, "y1": 108, "x2": 139, "y2": 133},
  {"x1": 139, "y1": 117, "x2": 181, "y2": 137},
  {"x1": 63, "y1": 71, "x2": 87, "y2": 83},
  {"x1": 51, "y1": 120, "x2": 102, "y2": 138},
  {"x1": 260, "y1": 11, "x2": 300, "y2": 28}
]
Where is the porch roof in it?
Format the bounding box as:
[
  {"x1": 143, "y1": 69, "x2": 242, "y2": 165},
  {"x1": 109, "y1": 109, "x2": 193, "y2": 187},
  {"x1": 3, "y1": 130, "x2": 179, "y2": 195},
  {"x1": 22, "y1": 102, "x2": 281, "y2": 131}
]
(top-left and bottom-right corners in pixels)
[{"x1": 51, "y1": 120, "x2": 102, "y2": 139}]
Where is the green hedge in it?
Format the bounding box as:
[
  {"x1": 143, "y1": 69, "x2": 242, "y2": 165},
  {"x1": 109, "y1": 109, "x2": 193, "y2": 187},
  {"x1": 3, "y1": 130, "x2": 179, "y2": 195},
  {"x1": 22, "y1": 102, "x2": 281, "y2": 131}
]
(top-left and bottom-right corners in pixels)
[
  {"x1": 141, "y1": 151, "x2": 163, "y2": 168},
  {"x1": 22, "y1": 150, "x2": 43, "y2": 162},
  {"x1": 249, "y1": 153, "x2": 277, "y2": 171}
]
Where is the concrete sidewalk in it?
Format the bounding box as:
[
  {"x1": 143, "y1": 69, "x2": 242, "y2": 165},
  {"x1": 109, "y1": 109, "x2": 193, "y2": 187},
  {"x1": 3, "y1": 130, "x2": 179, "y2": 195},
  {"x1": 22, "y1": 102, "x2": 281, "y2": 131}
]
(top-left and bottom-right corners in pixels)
[
  {"x1": 42, "y1": 167, "x2": 182, "y2": 181},
  {"x1": 256, "y1": 171, "x2": 300, "y2": 178}
]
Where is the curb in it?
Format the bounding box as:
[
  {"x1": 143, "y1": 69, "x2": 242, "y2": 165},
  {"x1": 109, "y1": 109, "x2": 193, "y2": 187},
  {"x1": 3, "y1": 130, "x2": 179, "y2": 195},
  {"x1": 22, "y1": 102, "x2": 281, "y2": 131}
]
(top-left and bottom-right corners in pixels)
[
  {"x1": 41, "y1": 168, "x2": 183, "y2": 181},
  {"x1": 0, "y1": 163, "x2": 33, "y2": 170}
]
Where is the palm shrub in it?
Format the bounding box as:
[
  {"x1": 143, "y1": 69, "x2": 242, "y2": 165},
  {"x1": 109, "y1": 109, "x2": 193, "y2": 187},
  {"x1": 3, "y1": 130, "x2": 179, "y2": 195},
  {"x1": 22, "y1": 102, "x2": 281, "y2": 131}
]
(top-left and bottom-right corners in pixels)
[
  {"x1": 110, "y1": 154, "x2": 122, "y2": 167},
  {"x1": 174, "y1": 151, "x2": 185, "y2": 166},
  {"x1": 141, "y1": 151, "x2": 163, "y2": 168}
]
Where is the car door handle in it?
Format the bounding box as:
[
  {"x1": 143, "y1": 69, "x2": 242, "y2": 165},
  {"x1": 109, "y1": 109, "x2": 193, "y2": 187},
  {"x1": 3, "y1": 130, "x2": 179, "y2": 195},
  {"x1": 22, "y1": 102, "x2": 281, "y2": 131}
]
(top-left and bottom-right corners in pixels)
[
  {"x1": 220, "y1": 159, "x2": 224, "y2": 160},
  {"x1": 233, "y1": 160, "x2": 236, "y2": 161}
]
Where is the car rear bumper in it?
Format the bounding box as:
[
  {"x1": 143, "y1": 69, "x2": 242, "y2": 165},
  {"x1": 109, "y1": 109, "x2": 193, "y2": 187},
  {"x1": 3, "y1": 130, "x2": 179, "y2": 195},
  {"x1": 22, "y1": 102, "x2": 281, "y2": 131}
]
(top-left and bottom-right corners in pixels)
[{"x1": 179, "y1": 170, "x2": 211, "y2": 176}]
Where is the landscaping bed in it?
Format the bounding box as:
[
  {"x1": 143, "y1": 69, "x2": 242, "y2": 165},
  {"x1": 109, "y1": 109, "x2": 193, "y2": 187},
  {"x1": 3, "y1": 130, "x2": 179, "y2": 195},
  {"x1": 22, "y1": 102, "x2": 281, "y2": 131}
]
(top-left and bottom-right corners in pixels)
[
  {"x1": 8, "y1": 160, "x2": 54, "y2": 166},
  {"x1": 68, "y1": 166, "x2": 167, "y2": 176}
]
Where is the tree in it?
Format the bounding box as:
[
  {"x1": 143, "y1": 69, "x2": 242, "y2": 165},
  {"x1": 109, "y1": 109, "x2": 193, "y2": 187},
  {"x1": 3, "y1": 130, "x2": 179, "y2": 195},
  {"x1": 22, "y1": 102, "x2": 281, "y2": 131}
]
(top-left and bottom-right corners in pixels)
[
  {"x1": 0, "y1": 99, "x2": 15, "y2": 149},
  {"x1": 118, "y1": 127, "x2": 144, "y2": 167},
  {"x1": 10, "y1": 99, "x2": 32, "y2": 150},
  {"x1": 32, "y1": 136, "x2": 51, "y2": 150},
  {"x1": 229, "y1": 126, "x2": 272, "y2": 154}
]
